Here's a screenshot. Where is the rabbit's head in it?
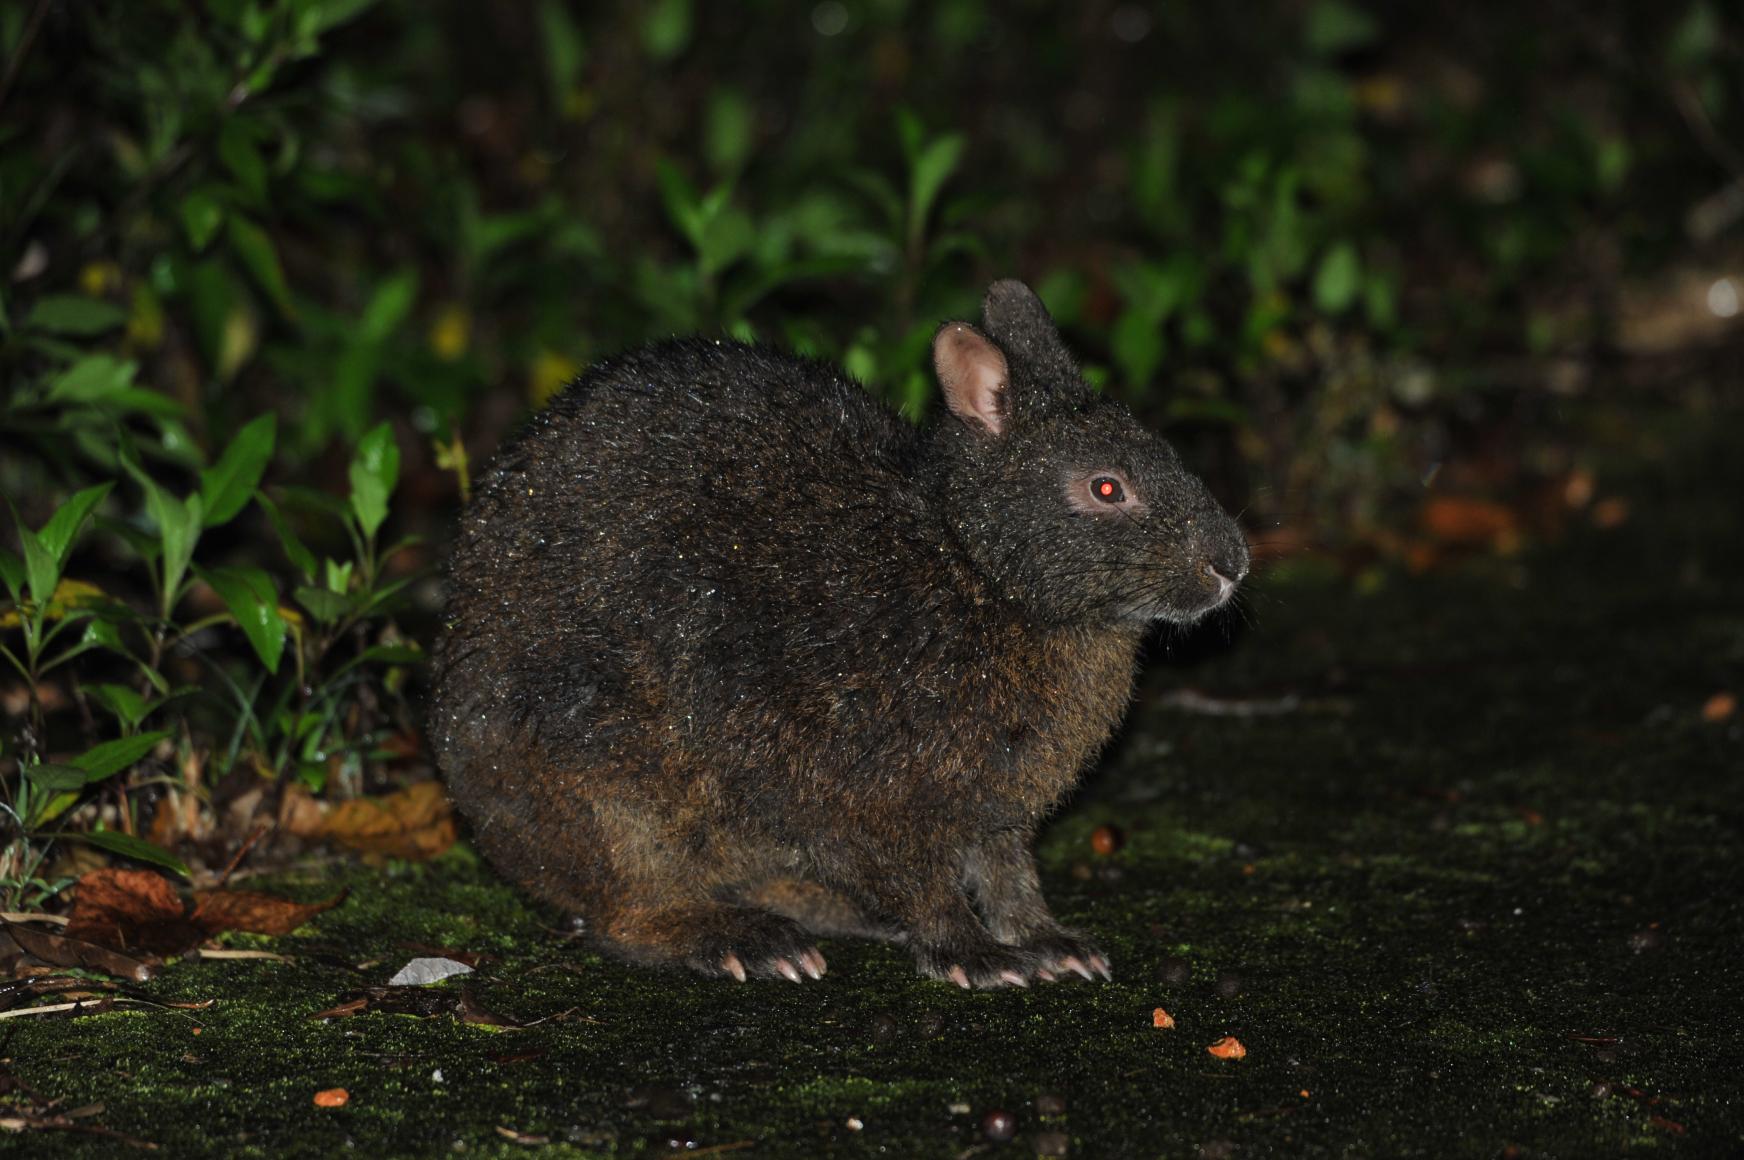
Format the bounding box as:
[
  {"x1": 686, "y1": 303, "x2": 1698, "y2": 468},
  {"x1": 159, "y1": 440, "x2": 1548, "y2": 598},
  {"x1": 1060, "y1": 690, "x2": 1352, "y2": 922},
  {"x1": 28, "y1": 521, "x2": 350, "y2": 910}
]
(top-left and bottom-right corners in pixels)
[{"x1": 929, "y1": 280, "x2": 1249, "y2": 627}]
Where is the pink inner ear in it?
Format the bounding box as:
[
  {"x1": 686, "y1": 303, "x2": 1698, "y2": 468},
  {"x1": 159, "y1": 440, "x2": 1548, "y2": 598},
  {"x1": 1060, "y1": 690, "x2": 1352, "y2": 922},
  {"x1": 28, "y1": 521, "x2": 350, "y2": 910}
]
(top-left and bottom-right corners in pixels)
[{"x1": 933, "y1": 324, "x2": 1010, "y2": 436}]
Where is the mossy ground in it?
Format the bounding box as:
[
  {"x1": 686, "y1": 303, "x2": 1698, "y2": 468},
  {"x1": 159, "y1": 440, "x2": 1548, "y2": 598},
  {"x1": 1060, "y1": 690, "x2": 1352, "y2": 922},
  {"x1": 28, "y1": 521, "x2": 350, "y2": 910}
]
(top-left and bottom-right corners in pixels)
[{"x1": 10, "y1": 409, "x2": 1742, "y2": 1158}]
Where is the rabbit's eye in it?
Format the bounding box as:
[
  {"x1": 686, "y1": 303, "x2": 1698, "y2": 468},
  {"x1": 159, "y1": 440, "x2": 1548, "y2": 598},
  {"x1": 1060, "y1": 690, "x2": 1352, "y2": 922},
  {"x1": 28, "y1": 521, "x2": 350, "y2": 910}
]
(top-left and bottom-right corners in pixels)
[{"x1": 1091, "y1": 476, "x2": 1125, "y2": 504}]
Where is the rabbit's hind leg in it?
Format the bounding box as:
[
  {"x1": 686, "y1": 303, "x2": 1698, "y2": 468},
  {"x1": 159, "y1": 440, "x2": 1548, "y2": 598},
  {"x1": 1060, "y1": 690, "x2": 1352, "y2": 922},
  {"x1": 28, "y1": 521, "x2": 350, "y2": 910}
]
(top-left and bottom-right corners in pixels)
[
  {"x1": 742, "y1": 878, "x2": 901, "y2": 942},
  {"x1": 571, "y1": 801, "x2": 825, "y2": 980},
  {"x1": 596, "y1": 897, "x2": 828, "y2": 982}
]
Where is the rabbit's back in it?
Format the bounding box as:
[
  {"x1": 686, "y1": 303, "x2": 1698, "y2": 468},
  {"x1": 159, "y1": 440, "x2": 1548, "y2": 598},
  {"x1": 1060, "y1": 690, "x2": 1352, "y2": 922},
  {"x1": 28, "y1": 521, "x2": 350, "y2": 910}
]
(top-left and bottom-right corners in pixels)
[{"x1": 436, "y1": 340, "x2": 969, "y2": 771}]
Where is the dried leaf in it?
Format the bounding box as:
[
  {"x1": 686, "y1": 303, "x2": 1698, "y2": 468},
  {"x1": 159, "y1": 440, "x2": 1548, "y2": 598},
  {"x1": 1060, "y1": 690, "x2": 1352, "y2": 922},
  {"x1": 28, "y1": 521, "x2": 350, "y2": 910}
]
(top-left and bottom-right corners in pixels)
[
  {"x1": 64, "y1": 869, "x2": 199, "y2": 957},
  {"x1": 1, "y1": 923, "x2": 157, "y2": 983},
  {"x1": 189, "y1": 888, "x2": 347, "y2": 936},
  {"x1": 1151, "y1": 1007, "x2": 1176, "y2": 1030},
  {"x1": 284, "y1": 781, "x2": 456, "y2": 860},
  {"x1": 312, "y1": 1088, "x2": 349, "y2": 1109},
  {"x1": 48, "y1": 868, "x2": 347, "y2": 974}
]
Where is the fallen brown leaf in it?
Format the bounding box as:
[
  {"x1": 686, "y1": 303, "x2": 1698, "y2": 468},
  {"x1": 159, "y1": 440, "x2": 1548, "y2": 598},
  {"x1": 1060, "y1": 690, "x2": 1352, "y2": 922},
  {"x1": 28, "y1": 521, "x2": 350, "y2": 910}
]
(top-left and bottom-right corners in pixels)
[
  {"x1": 189, "y1": 889, "x2": 346, "y2": 936},
  {"x1": 2, "y1": 921, "x2": 158, "y2": 982},
  {"x1": 64, "y1": 870, "x2": 197, "y2": 957},
  {"x1": 1151, "y1": 1007, "x2": 1176, "y2": 1030},
  {"x1": 33, "y1": 869, "x2": 347, "y2": 972},
  {"x1": 280, "y1": 781, "x2": 456, "y2": 860}
]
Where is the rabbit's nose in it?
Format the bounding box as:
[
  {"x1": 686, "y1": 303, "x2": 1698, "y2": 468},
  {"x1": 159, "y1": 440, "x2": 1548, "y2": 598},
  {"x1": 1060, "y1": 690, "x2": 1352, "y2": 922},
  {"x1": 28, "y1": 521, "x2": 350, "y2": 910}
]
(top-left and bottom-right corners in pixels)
[{"x1": 1201, "y1": 561, "x2": 1238, "y2": 605}]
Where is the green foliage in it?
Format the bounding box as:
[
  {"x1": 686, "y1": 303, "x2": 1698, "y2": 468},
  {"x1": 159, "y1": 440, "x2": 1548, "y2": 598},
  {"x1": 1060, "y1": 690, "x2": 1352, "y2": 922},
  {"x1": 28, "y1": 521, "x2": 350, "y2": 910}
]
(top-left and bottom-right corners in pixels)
[{"x1": 1, "y1": 424, "x2": 421, "y2": 907}]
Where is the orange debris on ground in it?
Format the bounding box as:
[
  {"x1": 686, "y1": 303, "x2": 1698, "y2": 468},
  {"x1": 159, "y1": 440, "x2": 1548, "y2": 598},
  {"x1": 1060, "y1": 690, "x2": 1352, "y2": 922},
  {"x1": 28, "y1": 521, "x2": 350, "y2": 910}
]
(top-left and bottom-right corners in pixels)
[
  {"x1": 1206, "y1": 1036, "x2": 1247, "y2": 1060},
  {"x1": 1151, "y1": 1007, "x2": 1176, "y2": 1030},
  {"x1": 1702, "y1": 692, "x2": 1736, "y2": 723},
  {"x1": 313, "y1": 1089, "x2": 349, "y2": 1108}
]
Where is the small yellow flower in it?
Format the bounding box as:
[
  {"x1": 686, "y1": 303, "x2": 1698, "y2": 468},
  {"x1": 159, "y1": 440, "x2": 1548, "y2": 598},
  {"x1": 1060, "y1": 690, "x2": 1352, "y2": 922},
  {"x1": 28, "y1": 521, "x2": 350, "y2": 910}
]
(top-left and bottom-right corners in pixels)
[
  {"x1": 428, "y1": 304, "x2": 470, "y2": 362},
  {"x1": 529, "y1": 349, "x2": 580, "y2": 408},
  {"x1": 80, "y1": 260, "x2": 123, "y2": 298}
]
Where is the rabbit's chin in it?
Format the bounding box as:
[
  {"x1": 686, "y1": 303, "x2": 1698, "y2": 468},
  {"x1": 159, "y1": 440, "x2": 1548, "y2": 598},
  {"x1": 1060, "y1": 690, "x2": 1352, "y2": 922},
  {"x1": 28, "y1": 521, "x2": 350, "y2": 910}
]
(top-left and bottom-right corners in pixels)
[{"x1": 1134, "y1": 587, "x2": 1239, "y2": 627}]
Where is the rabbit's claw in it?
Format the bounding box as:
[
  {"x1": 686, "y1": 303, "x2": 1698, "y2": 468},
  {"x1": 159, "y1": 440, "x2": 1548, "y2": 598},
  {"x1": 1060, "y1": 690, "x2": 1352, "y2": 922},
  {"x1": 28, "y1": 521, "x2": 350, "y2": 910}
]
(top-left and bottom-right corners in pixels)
[
  {"x1": 1018, "y1": 930, "x2": 1113, "y2": 982},
  {"x1": 918, "y1": 943, "x2": 1043, "y2": 989},
  {"x1": 687, "y1": 911, "x2": 828, "y2": 983}
]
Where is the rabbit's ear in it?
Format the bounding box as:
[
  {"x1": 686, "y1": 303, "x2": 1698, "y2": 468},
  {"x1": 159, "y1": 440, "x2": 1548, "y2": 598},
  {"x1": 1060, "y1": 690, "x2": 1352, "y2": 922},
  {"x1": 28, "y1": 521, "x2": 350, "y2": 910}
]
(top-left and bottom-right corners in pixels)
[
  {"x1": 933, "y1": 323, "x2": 1010, "y2": 437},
  {"x1": 981, "y1": 280, "x2": 1073, "y2": 372}
]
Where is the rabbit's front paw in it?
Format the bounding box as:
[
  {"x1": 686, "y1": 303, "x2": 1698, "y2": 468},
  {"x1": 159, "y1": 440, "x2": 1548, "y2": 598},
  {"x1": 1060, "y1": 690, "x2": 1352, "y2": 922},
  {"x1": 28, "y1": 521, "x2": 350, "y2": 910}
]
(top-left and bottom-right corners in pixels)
[
  {"x1": 1016, "y1": 928, "x2": 1112, "y2": 982},
  {"x1": 914, "y1": 941, "x2": 1043, "y2": 989}
]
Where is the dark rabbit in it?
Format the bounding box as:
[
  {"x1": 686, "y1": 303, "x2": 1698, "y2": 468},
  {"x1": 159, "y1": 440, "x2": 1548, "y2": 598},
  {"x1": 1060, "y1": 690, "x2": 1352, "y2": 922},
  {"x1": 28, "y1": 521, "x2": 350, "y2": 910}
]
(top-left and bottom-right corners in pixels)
[{"x1": 431, "y1": 280, "x2": 1248, "y2": 988}]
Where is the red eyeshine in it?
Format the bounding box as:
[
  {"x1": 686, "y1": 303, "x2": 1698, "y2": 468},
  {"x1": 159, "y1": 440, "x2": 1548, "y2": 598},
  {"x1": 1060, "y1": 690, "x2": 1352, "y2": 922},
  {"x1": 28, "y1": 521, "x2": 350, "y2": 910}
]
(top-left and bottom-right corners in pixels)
[{"x1": 1098, "y1": 481, "x2": 1114, "y2": 497}]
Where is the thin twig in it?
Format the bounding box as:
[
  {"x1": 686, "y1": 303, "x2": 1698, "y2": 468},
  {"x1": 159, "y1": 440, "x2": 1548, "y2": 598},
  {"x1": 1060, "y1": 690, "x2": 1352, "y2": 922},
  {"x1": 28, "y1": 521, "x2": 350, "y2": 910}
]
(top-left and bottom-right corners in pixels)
[{"x1": 0, "y1": 911, "x2": 67, "y2": 925}]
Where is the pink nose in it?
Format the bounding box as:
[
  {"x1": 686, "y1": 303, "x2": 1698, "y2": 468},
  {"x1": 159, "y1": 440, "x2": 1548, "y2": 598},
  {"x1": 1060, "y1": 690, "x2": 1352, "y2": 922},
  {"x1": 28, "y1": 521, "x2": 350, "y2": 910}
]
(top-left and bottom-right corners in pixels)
[{"x1": 1204, "y1": 563, "x2": 1237, "y2": 605}]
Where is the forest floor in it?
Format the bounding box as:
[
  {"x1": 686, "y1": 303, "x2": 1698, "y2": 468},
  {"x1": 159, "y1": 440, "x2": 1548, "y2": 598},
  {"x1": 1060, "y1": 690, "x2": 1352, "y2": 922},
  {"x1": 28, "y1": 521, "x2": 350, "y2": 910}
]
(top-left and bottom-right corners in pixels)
[{"x1": 9, "y1": 402, "x2": 1742, "y2": 1158}]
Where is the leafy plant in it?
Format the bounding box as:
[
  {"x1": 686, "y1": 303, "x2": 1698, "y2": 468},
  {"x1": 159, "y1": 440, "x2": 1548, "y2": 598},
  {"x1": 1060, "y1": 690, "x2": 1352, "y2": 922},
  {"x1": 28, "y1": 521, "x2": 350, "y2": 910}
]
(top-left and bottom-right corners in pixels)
[{"x1": 1, "y1": 415, "x2": 421, "y2": 909}]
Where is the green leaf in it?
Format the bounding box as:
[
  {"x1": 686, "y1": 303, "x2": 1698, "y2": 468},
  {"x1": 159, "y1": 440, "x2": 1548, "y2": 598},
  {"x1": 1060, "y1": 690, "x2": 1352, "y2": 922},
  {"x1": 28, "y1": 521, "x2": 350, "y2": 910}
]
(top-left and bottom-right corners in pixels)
[
  {"x1": 348, "y1": 422, "x2": 400, "y2": 540},
  {"x1": 537, "y1": 0, "x2": 587, "y2": 106},
  {"x1": 16, "y1": 524, "x2": 56, "y2": 608},
  {"x1": 218, "y1": 119, "x2": 267, "y2": 201},
  {"x1": 88, "y1": 683, "x2": 149, "y2": 729},
  {"x1": 257, "y1": 491, "x2": 317, "y2": 579},
  {"x1": 227, "y1": 215, "x2": 296, "y2": 319},
  {"x1": 295, "y1": 584, "x2": 351, "y2": 625},
  {"x1": 47, "y1": 355, "x2": 138, "y2": 404},
  {"x1": 81, "y1": 616, "x2": 130, "y2": 656},
  {"x1": 180, "y1": 187, "x2": 227, "y2": 251},
  {"x1": 1112, "y1": 310, "x2": 1166, "y2": 391},
  {"x1": 359, "y1": 270, "x2": 417, "y2": 343},
  {"x1": 196, "y1": 565, "x2": 286, "y2": 672},
  {"x1": 302, "y1": 0, "x2": 380, "y2": 36},
  {"x1": 37, "y1": 483, "x2": 113, "y2": 568},
  {"x1": 124, "y1": 451, "x2": 202, "y2": 613},
  {"x1": 199, "y1": 413, "x2": 277, "y2": 527},
  {"x1": 70, "y1": 730, "x2": 170, "y2": 782},
  {"x1": 324, "y1": 558, "x2": 354, "y2": 594},
  {"x1": 705, "y1": 88, "x2": 754, "y2": 175},
  {"x1": 77, "y1": 829, "x2": 190, "y2": 878},
  {"x1": 641, "y1": 0, "x2": 692, "y2": 61},
  {"x1": 1312, "y1": 241, "x2": 1363, "y2": 314},
  {"x1": 1667, "y1": 2, "x2": 1720, "y2": 71},
  {"x1": 0, "y1": 545, "x2": 22, "y2": 600},
  {"x1": 24, "y1": 762, "x2": 88, "y2": 792},
  {"x1": 657, "y1": 160, "x2": 705, "y2": 249},
  {"x1": 907, "y1": 132, "x2": 965, "y2": 249},
  {"x1": 698, "y1": 206, "x2": 753, "y2": 278},
  {"x1": 26, "y1": 295, "x2": 126, "y2": 335},
  {"x1": 1304, "y1": 0, "x2": 1379, "y2": 56}
]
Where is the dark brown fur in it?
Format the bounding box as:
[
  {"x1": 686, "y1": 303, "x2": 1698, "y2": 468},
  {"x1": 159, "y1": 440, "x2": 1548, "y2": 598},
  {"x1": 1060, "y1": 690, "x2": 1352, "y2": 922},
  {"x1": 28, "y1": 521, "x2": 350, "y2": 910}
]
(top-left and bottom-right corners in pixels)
[{"x1": 431, "y1": 281, "x2": 1247, "y2": 986}]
